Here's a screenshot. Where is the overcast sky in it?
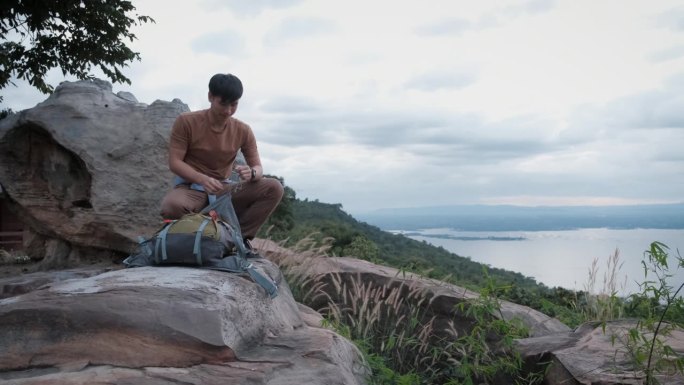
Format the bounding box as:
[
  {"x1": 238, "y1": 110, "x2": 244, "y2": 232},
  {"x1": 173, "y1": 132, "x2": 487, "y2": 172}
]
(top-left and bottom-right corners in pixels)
[{"x1": 4, "y1": 0, "x2": 684, "y2": 214}]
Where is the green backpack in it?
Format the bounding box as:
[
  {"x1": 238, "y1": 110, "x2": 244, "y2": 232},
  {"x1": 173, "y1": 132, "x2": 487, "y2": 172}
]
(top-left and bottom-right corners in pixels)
[
  {"x1": 151, "y1": 212, "x2": 234, "y2": 266},
  {"x1": 124, "y1": 194, "x2": 278, "y2": 298}
]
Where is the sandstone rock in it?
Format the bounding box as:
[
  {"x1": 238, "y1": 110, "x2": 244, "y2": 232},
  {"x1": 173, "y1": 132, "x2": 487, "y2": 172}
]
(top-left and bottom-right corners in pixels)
[
  {"x1": 0, "y1": 264, "x2": 367, "y2": 384},
  {"x1": 0, "y1": 79, "x2": 187, "y2": 257},
  {"x1": 0, "y1": 265, "x2": 111, "y2": 299},
  {"x1": 517, "y1": 319, "x2": 684, "y2": 385}
]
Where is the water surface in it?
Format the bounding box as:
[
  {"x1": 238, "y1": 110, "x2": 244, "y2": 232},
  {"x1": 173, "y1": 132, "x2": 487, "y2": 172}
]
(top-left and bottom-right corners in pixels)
[{"x1": 399, "y1": 228, "x2": 684, "y2": 295}]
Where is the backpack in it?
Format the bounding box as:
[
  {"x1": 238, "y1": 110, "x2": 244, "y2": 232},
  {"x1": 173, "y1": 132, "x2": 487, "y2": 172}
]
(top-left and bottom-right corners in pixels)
[
  {"x1": 123, "y1": 192, "x2": 278, "y2": 298},
  {"x1": 144, "y1": 211, "x2": 233, "y2": 266}
]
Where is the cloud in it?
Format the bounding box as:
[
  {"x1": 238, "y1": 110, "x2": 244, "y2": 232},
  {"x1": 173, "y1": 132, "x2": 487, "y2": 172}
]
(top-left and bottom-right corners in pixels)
[
  {"x1": 416, "y1": 0, "x2": 556, "y2": 37},
  {"x1": 404, "y1": 70, "x2": 477, "y2": 91},
  {"x1": 252, "y1": 95, "x2": 558, "y2": 173},
  {"x1": 264, "y1": 17, "x2": 337, "y2": 46},
  {"x1": 258, "y1": 96, "x2": 323, "y2": 114},
  {"x1": 503, "y1": 0, "x2": 557, "y2": 16},
  {"x1": 202, "y1": 0, "x2": 303, "y2": 16},
  {"x1": 657, "y1": 6, "x2": 684, "y2": 31},
  {"x1": 566, "y1": 72, "x2": 684, "y2": 134},
  {"x1": 191, "y1": 29, "x2": 245, "y2": 55},
  {"x1": 415, "y1": 17, "x2": 476, "y2": 36},
  {"x1": 650, "y1": 44, "x2": 684, "y2": 62}
]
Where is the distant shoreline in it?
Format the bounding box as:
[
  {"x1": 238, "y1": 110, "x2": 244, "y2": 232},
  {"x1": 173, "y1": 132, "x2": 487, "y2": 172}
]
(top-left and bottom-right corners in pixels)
[{"x1": 390, "y1": 231, "x2": 527, "y2": 241}]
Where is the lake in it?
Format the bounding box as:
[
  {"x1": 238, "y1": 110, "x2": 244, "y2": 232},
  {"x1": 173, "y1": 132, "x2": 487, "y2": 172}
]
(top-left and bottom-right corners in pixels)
[{"x1": 397, "y1": 228, "x2": 684, "y2": 295}]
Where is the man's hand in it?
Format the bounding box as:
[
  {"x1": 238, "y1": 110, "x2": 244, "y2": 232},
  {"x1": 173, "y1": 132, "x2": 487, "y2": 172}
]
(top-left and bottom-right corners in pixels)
[
  {"x1": 200, "y1": 175, "x2": 224, "y2": 194},
  {"x1": 234, "y1": 164, "x2": 254, "y2": 181}
]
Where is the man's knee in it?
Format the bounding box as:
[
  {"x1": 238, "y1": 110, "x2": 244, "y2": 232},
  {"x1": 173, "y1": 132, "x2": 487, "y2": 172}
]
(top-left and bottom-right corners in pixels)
[
  {"x1": 262, "y1": 177, "x2": 284, "y2": 202},
  {"x1": 160, "y1": 195, "x2": 185, "y2": 219},
  {"x1": 160, "y1": 188, "x2": 206, "y2": 219}
]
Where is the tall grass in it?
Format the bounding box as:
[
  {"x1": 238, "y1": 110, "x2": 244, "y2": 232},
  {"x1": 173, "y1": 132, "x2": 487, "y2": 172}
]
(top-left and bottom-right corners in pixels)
[
  {"x1": 265, "y1": 236, "x2": 540, "y2": 384},
  {"x1": 579, "y1": 248, "x2": 626, "y2": 322}
]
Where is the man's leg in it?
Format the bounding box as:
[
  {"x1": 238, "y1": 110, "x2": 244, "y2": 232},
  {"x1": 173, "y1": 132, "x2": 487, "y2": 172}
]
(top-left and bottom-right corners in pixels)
[
  {"x1": 160, "y1": 185, "x2": 208, "y2": 219},
  {"x1": 231, "y1": 177, "x2": 284, "y2": 240}
]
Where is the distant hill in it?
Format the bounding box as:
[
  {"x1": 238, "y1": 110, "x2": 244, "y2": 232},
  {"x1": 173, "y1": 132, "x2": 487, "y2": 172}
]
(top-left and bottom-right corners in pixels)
[{"x1": 356, "y1": 203, "x2": 684, "y2": 231}]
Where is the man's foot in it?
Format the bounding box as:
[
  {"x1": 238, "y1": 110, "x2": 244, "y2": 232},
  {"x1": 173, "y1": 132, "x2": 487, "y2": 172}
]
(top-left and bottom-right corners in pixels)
[{"x1": 244, "y1": 239, "x2": 262, "y2": 258}]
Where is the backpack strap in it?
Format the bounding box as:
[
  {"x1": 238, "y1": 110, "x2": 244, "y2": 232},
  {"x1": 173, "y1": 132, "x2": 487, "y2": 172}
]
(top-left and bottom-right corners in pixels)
[
  {"x1": 201, "y1": 192, "x2": 279, "y2": 299},
  {"x1": 155, "y1": 221, "x2": 175, "y2": 263},
  {"x1": 192, "y1": 216, "x2": 212, "y2": 266},
  {"x1": 245, "y1": 263, "x2": 278, "y2": 298}
]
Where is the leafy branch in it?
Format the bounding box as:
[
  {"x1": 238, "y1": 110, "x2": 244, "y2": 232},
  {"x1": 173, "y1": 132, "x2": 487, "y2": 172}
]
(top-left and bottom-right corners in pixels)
[{"x1": 1, "y1": 0, "x2": 154, "y2": 102}]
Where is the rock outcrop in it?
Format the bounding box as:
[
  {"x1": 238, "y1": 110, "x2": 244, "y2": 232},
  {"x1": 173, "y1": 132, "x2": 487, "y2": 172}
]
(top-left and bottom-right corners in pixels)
[
  {"x1": 517, "y1": 320, "x2": 684, "y2": 385},
  {"x1": 0, "y1": 79, "x2": 185, "y2": 259},
  {"x1": 0, "y1": 263, "x2": 367, "y2": 384}
]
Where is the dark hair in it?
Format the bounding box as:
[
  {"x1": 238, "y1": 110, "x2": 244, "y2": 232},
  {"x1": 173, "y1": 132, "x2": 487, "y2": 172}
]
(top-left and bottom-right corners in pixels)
[{"x1": 208, "y1": 73, "x2": 243, "y2": 102}]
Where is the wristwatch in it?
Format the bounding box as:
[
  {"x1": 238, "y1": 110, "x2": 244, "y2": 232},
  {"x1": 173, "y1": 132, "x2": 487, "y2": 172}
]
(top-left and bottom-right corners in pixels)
[{"x1": 250, "y1": 167, "x2": 257, "y2": 181}]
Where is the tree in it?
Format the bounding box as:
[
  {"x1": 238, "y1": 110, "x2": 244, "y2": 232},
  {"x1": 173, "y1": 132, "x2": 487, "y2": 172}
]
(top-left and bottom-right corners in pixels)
[
  {"x1": 343, "y1": 235, "x2": 379, "y2": 262},
  {"x1": 0, "y1": 107, "x2": 12, "y2": 119},
  {"x1": 257, "y1": 175, "x2": 296, "y2": 239},
  {"x1": 0, "y1": 0, "x2": 153, "y2": 103}
]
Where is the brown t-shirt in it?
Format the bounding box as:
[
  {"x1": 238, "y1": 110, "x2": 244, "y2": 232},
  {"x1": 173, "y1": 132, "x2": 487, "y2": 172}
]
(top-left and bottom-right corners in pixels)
[{"x1": 169, "y1": 109, "x2": 260, "y2": 180}]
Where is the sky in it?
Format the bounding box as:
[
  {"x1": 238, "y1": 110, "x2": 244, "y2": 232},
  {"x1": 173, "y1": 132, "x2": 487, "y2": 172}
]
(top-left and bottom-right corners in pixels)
[{"x1": 4, "y1": 0, "x2": 684, "y2": 215}]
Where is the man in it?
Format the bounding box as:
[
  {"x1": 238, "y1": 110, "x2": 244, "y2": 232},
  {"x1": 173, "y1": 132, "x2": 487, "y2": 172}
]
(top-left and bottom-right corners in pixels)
[{"x1": 160, "y1": 73, "x2": 284, "y2": 253}]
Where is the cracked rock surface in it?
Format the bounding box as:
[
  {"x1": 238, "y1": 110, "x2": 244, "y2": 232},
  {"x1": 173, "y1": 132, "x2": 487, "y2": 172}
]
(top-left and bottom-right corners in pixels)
[{"x1": 0, "y1": 266, "x2": 367, "y2": 385}]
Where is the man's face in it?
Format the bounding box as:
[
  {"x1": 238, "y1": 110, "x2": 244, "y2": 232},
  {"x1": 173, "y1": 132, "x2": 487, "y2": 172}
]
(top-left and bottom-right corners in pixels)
[{"x1": 209, "y1": 93, "x2": 239, "y2": 118}]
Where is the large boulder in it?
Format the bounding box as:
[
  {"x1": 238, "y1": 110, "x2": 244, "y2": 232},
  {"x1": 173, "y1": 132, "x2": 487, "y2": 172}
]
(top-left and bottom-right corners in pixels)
[
  {"x1": 0, "y1": 79, "x2": 186, "y2": 258},
  {"x1": 0, "y1": 263, "x2": 367, "y2": 384},
  {"x1": 517, "y1": 320, "x2": 684, "y2": 385}
]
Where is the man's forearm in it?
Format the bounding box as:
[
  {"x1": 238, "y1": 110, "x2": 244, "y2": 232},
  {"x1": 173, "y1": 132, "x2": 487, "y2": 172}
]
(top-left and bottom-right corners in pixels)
[{"x1": 169, "y1": 159, "x2": 206, "y2": 185}]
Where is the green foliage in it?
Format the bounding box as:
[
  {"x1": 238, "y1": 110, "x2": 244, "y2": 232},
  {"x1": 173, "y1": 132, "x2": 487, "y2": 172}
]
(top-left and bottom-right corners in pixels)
[
  {"x1": 257, "y1": 175, "x2": 295, "y2": 239},
  {"x1": 342, "y1": 235, "x2": 380, "y2": 262},
  {"x1": 449, "y1": 269, "x2": 541, "y2": 385},
  {"x1": 617, "y1": 242, "x2": 684, "y2": 384},
  {"x1": 322, "y1": 319, "x2": 422, "y2": 385},
  {"x1": 0, "y1": 0, "x2": 154, "y2": 103}
]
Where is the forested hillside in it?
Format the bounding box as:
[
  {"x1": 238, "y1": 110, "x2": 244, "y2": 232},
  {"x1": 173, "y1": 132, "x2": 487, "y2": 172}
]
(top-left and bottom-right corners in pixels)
[{"x1": 262, "y1": 194, "x2": 549, "y2": 294}]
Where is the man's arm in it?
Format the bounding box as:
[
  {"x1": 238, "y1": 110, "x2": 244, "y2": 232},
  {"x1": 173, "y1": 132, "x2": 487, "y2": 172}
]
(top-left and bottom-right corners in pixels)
[
  {"x1": 168, "y1": 147, "x2": 223, "y2": 194},
  {"x1": 238, "y1": 124, "x2": 263, "y2": 181}
]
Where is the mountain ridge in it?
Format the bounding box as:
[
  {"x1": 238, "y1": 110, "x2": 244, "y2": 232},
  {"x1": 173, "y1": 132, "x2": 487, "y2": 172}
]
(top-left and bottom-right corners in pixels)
[{"x1": 356, "y1": 203, "x2": 684, "y2": 231}]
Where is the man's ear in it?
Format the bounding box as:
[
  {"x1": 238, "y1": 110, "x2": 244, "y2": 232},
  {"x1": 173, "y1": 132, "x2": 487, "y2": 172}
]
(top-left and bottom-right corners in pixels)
[{"x1": 208, "y1": 92, "x2": 214, "y2": 103}]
